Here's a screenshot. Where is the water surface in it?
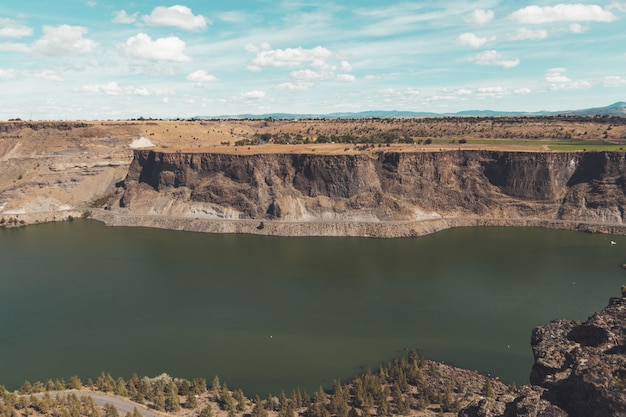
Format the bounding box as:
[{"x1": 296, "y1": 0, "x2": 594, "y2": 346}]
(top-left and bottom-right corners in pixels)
[{"x1": 0, "y1": 220, "x2": 623, "y2": 394}]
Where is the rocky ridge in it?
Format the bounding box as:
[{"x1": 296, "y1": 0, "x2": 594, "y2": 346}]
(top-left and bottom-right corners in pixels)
[
  {"x1": 460, "y1": 288, "x2": 626, "y2": 417},
  {"x1": 103, "y1": 149, "x2": 626, "y2": 237}
]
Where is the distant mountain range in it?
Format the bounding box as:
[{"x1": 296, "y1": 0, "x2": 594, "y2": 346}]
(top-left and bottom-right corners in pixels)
[{"x1": 196, "y1": 101, "x2": 626, "y2": 119}]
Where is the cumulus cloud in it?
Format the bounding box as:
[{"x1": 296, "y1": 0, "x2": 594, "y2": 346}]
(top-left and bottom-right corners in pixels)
[
  {"x1": 113, "y1": 10, "x2": 139, "y2": 24},
  {"x1": 186, "y1": 70, "x2": 219, "y2": 84},
  {"x1": 143, "y1": 5, "x2": 210, "y2": 31},
  {"x1": 238, "y1": 90, "x2": 266, "y2": 100},
  {"x1": 458, "y1": 32, "x2": 494, "y2": 48},
  {"x1": 510, "y1": 4, "x2": 617, "y2": 24},
  {"x1": 544, "y1": 67, "x2": 591, "y2": 90},
  {"x1": 0, "y1": 42, "x2": 30, "y2": 53},
  {"x1": 510, "y1": 28, "x2": 549, "y2": 40},
  {"x1": 79, "y1": 81, "x2": 150, "y2": 96},
  {"x1": 277, "y1": 82, "x2": 312, "y2": 91},
  {"x1": 32, "y1": 70, "x2": 62, "y2": 81},
  {"x1": 0, "y1": 18, "x2": 33, "y2": 39},
  {"x1": 336, "y1": 74, "x2": 356, "y2": 82},
  {"x1": 0, "y1": 69, "x2": 16, "y2": 79},
  {"x1": 248, "y1": 45, "x2": 333, "y2": 70},
  {"x1": 465, "y1": 9, "x2": 495, "y2": 25},
  {"x1": 569, "y1": 23, "x2": 587, "y2": 33},
  {"x1": 514, "y1": 88, "x2": 532, "y2": 95},
  {"x1": 472, "y1": 50, "x2": 520, "y2": 68},
  {"x1": 603, "y1": 75, "x2": 626, "y2": 86},
  {"x1": 32, "y1": 25, "x2": 97, "y2": 56},
  {"x1": 545, "y1": 67, "x2": 571, "y2": 83},
  {"x1": 475, "y1": 86, "x2": 507, "y2": 98},
  {"x1": 119, "y1": 33, "x2": 190, "y2": 62}
]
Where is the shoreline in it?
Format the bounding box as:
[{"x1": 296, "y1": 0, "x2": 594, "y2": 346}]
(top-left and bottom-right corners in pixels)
[
  {"x1": 90, "y1": 210, "x2": 626, "y2": 238},
  {"x1": 4, "y1": 209, "x2": 626, "y2": 238}
]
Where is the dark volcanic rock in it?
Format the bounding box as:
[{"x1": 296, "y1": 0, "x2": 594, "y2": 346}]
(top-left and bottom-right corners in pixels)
[
  {"x1": 119, "y1": 150, "x2": 626, "y2": 225},
  {"x1": 460, "y1": 289, "x2": 626, "y2": 417}
]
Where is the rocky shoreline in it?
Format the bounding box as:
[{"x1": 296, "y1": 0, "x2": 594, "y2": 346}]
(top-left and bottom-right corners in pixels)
[{"x1": 86, "y1": 210, "x2": 626, "y2": 238}]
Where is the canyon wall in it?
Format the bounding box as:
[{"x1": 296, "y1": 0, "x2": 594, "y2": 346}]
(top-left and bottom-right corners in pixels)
[{"x1": 104, "y1": 150, "x2": 626, "y2": 237}]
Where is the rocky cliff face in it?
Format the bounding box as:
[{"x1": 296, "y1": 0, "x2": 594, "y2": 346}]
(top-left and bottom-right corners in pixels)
[
  {"x1": 113, "y1": 150, "x2": 626, "y2": 229},
  {"x1": 460, "y1": 288, "x2": 626, "y2": 417}
]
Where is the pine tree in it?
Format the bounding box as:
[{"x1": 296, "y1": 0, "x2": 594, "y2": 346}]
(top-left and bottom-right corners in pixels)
[
  {"x1": 234, "y1": 389, "x2": 246, "y2": 412},
  {"x1": 103, "y1": 404, "x2": 119, "y2": 417},
  {"x1": 199, "y1": 406, "x2": 213, "y2": 417},
  {"x1": 67, "y1": 376, "x2": 82, "y2": 390},
  {"x1": 251, "y1": 396, "x2": 268, "y2": 417},
  {"x1": 185, "y1": 393, "x2": 198, "y2": 409},
  {"x1": 165, "y1": 382, "x2": 181, "y2": 412}
]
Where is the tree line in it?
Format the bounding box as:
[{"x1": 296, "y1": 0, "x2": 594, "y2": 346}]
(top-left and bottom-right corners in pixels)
[{"x1": 1, "y1": 350, "x2": 509, "y2": 417}]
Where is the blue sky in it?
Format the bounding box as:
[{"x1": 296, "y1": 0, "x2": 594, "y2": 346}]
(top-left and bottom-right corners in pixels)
[{"x1": 0, "y1": 1, "x2": 625, "y2": 119}]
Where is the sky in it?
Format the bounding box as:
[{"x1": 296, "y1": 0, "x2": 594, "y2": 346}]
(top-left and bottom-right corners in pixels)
[{"x1": 0, "y1": 1, "x2": 625, "y2": 119}]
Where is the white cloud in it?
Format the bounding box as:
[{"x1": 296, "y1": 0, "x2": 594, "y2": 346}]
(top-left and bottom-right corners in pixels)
[
  {"x1": 142, "y1": 5, "x2": 210, "y2": 31},
  {"x1": 340, "y1": 60, "x2": 352, "y2": 71},
  {"x1": 0, "y1": 18, "x2": 33, "y2": 39},
  {"x1": 458, "y1": 32, "x2": 494, "y2": 48},
  {"x1": 119, "y1": 33, "x2": 190, "y2": 62},
  {"x1": 475, "y1": 86, "x2": 507, "y2": 98},
  {"x1": 217, "y1": 11, "x2": 250, "y2": 24},
  {"x1": 86, "y1": 1, "x2": 97, "y2": 7},
  {"x1": 238, "y1": 90, "x2": 266, "y2": 100},
  {"x1": 32, "y1": 25, "x2": 97, "y2": 56},
  {"x1": 0, "y1": 42, "x2": 30, "y2": 53},
  {"x1": 79, "y1": 81, "x2": 150, "y2": 96},
  {"x1": 603, "y1": 75, "x2": 626, "y2": 86},
  {"x1": 33, "y1": 70, "x2": 62, "y2": 81},
  {"x1": 472, "y1": 50, "x2": 520, "y2": 68},
  {"x1": 510, "y1": 28, "x2": 549, "y2": 40},
  {"x1": 609, "y1": 2, "x2": 626, "y2": 12},
  {"x1": 569, "y1": 23, "x2": 587, "y2": 33},
  {"x1": 113, "y1": 10, "x2": 138, "y2": 24},
  {"x1": 514, "y1": 88, "x2": 532, "y2": 95},
  {"x1": 0, "y1": 69, "x2": 16, "y2": 79},
  {"x1": 336, "y1": 74, "x2": 356, "y2": 82},
  {"x1": 248, "y1": 45, "x2": 333, "y2": 69},
  {"x1": 187, "y1": 70, "x2": 219, "y2": 84},
  {"x1": 510, "y1": 4, "x2": 617, "y2": 24},
  {"x1": 545, "y1": 67, "x2": 571, "y2": 83},
  {"x1": 277, "y1": 82, "x2": 312, "y2": 90},
  {"x1": 290, "y1": 69, "x2": 326, "y2": 81},
  {"x1": 465, "y1": 9, "x2": 495, "y2": 26},
  {"x1": 544, "y1": 67, "x2": 591, "y2": 90}
]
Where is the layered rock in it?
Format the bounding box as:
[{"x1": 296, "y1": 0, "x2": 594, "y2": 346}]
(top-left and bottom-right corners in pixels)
[{"x1": 112, "y1": 150, "x2": 626, "y2": 232}]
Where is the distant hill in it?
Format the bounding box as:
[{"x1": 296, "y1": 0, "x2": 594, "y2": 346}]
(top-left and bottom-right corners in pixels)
[{"x1": 195, "y1": 102, "x2": 626, "y2": 119}]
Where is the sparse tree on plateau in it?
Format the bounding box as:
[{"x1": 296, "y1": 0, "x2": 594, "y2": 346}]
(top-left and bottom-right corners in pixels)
[
  {"x1": 191, "y1": 378, "x2": 207, "y2": 395},
  {"x1": 234, "y1": 389, "x2": 246, "y2": 411},
  {"x1": 103, "y1": 403, "x2": 119, "y2": 417},
  {"x1": 251, "y1": 396, "x2": 268, "y2": 417},
  {"x1": 199, "y1": 405, "x2": 213, "y2": 417},
  {"x1": 185, "y1": 393, "x2": 198, "y2": 409},
  {"x1": 165, "y1": 382, "x2": 181, "y2": 412},
  {"x1": 67, "y1": 375, "x2": 82, "y2": 390}
]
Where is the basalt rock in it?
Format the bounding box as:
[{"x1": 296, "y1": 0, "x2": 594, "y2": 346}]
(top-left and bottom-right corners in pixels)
[
  {"x1": 115, "y1": 150, "x2": 626, "y2": 228},
  {"x1": 460, "y1": 289, "x2": 626, "y2": 417}
]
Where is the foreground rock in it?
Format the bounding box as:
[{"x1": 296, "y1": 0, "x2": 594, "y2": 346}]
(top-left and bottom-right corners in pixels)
[{"x1": 461, "y1": 288, "x2": 626, "y2": 417}]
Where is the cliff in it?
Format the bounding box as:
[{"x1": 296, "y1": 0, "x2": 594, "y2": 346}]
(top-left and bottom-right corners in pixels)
[
  {"x1": 106, "y1": 150, "x2": 626, "y2": 237},
  {"x1": 460, "y1": 288, "x2": 626, "y2": 417}
]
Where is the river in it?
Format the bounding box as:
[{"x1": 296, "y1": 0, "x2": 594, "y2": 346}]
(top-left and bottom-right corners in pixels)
[{"x1": 0, "y1": 220, "x2": 623, "y2": 395}]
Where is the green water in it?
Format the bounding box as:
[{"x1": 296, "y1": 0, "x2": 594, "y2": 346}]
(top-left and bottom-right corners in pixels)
[{"x1": 0, "y1": 220, "x2": 624, "y2": 395}]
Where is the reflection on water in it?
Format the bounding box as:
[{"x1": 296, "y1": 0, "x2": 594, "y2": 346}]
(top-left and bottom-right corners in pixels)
[{"x1": 0, "y1": 220, "x2": 623, "y2": 395}]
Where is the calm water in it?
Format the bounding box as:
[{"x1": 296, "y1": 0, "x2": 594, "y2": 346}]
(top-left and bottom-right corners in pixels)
[{"x1": 0, "y1": 220, "x2": 624, "y2": 395}]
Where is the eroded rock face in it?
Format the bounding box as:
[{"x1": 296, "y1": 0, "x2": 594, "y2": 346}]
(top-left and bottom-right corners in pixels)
[
  {"x1": 116, "y1": 150, "x2": 626, "y2": 226},
  {"x1": 461, "y1": 290, "x2": 626, "y2": 417}
]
